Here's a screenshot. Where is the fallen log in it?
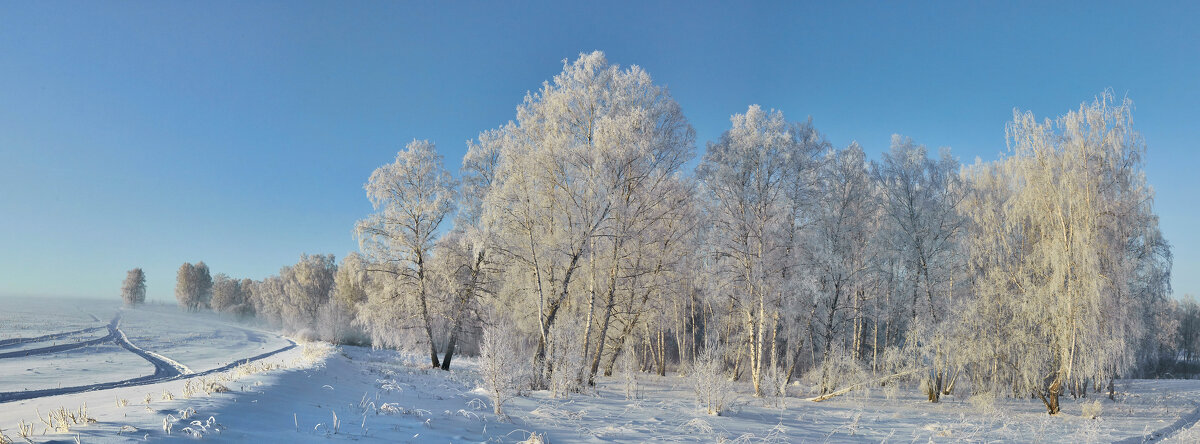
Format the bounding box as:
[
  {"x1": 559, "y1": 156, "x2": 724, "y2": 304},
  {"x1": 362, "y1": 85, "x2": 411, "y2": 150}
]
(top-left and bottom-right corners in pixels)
[{"x1": 805, "y1": 367, "x2": 927, "y2": 402}]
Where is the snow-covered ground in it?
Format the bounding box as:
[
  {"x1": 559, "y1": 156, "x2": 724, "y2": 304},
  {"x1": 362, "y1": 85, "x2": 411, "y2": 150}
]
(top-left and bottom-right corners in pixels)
[
  {"x1": 0, "y1": 298, "x2": 108, "y2": 340},
  {"x1": 3, "y1": 299, "x2": 1200, "y2": 443},
  {"x1": 0, "y1": 343, "x2": 156, "y2": 393},
  {"x1": 118, "y1": 306, "x2": 294, "y2": 372}
]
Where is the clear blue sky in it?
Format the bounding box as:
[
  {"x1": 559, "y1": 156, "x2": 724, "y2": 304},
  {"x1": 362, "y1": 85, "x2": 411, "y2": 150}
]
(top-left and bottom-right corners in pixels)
[{"x1": 1, "y1": 1, "x2": 1197, "y2": 302}]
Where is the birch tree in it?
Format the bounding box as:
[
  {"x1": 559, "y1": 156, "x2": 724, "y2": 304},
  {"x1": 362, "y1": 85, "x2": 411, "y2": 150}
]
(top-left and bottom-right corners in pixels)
[
  {"x1": 807, "y1": 142, "x2": 877, "y2": 394},
  {"x1": 697, "y1": 105, "x2": 824, "y2": 397},
  {"x1": 959, "y1": 92, "x2": 1171, "y2": 414},
  {"x1": 174, "y1": 262, "x2": 212, "y2": 311},
  {"x1": 194, "y1": 262, "x2": 213, "y2": 309},
  {"x1": 280, "y1": 254, "x2": 336, "y2": 331},
  {"x1": 873, "y1": 135, "x2": 966, "y2": 400},
  {"x1": 332, "y1": 252, "x2": 371, "y2": 311},
  {"x1": 428, "y1": 128, "x2": 506, "y2": 370},
  {"x1": 211, "y1": 273, "x2": 242, "y2": 313},
  {"x1": 121, "y1": 268, "x2": 147, "y2": 306},
  {"x1": 482, "y1": 51, "x2": 694, "y2": 385},
  {"x1": 357, "y1": 139, "x2": 458, "y2": 369}
]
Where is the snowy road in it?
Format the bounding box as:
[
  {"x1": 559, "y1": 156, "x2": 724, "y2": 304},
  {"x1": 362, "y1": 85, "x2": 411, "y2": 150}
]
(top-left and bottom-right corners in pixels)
[
  {"x1": 107, "y1": 313, "x2": 186, "y2": 379},
  {"x1": 0, "y1": 311, "x2": 295, "y2": 403}
]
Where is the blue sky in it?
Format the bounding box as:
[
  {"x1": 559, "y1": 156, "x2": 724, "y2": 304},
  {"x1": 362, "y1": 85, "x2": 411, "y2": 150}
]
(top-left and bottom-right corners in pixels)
[{"x1": 1, "y1": 1, "x2": 1197, "y2": 301}]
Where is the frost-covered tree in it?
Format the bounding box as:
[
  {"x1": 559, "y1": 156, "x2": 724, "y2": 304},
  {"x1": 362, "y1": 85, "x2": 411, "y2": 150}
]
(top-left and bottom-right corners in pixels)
[
  {"x1": 174, "y1": 262, "x2": 212, "y2": 311},
  {"x1": 874, "y1": 135, "x2": 965, "y2": 326},
  {"x1": 697, "y1": 105, "x2": 824, "y2": 397},
  {"x1": 280, "y1": 254, "x2": 336, "y2": 332},
  {"x1": 121, "y1": 267, "x2": 146, "y2": 306},
  {"x1": 482, "y1": 51, "x2": 694, "y2": 385},
  {"x1": 807, "y1": 142, "x2": 878, "y2": 394},
  {"x1": 872, "y1": 135, "x2": 966, "y2": 401},
  {"x1": 211, "y1": 274, "x2": 255, "y2": 317},
  {"x1": 1177, "y1": 295, "x2": 1200, "y2": 362},
  {"x1": 210, "y1": 273, "x2": 242, "y2": 313},
  {"x1": 235, "y1": 278, "x2": 256, "y2": 318},
  {"x1": 593, "y1": 175, "x2": 697, "y2": 380},
  {"x1": 332, "y1": 252, "x2": 370, "y2": 311},
  {"x1": 357, "y1": 140, "x2": 457, "y2": 369},
  {"x1": 318, "y1": 255, "x2": 367, "y2": 345},
  {"x1": 959, "y1": 92, "x2": 1171, "y2": 413},
  {"x1": 248, "y1": 274, "x2": 287, "y2": 327},
  {"x1": 427, "y1": 126, "x2": 506, "y2": 371},
  {"x1": 479, "y1": 322, "x2": 526, "y2": 421},
  {"x1": 175, "y1": 263, "x2": 196, "y2": 310},
  {"x1": 194, "y1": 262, "x2": 213, "y2": 309},
  {"x1": 431, "y1": 228, "x2": 493, "y2": 370}
]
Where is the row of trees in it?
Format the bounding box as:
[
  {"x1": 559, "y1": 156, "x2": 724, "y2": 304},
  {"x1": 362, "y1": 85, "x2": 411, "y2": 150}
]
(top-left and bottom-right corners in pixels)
[
  {"x1": 167, "y1": 255, "x2": 362, "y2": 344},
  {"x1": 138, "y1": 52, "x2": 1179, "y2": 416},
  {"x1": 343, "y1": 52, "x2": 1174, "y2": 415}
]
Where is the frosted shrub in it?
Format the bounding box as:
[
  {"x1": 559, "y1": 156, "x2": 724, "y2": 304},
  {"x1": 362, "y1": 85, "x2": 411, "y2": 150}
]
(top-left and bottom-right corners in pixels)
[
  {"x1": 299, "y1": 341, "x2": 334, "y2": 365},
  {"x1": 761, "y1": 364, "x2": 788, "y2": 408},
  {"x1": 692, "y1": 344, "x2": 733, "y2": 415},
  {"x1": 548, "y1": 319, "x2": 587, "y2": 399},
  {"x1": 38, "y1": 404, "x2": 96, "y2": 433},
  {"x1": 968, "y1": 390, "x2": 997, "y2": 414},
  {"x1": 518, "y1": 431, "x2": 546, "y2": 444},
  {"x1": 882, "y1": 381, "x2": 901, "y2": 400},
  {"x1": 480, "y1": 324, "x2": 526, "y2": 421},
  {"x1": 315, "y1": 298, "x2": 368, "y2": 345},
  {"x1": 805, "y1": 351, "x2": 868, "y2": 396},
  {"x1": 549, "y1": 350, "x2": 584, "y2": 399},
  {"x1": 1079, "y1": 417, "x2": 1105, "y2": 444},
  {"x1": 1082, "y1": 399, "x2": 1103, "y2": 419},
  {"x1": 619, "y1": 349, "x2": 641, "y2": 400}
]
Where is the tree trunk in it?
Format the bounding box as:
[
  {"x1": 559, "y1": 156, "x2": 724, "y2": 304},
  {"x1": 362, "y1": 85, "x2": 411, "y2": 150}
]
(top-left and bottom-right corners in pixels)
[
  {"x1": 942, "y1": 368, "x2": 958, "y2": 395},
  {"x1": 1038, "y1": 377, "x2": 1063, "y2": 414},
  {"x1": 587, "y1": 255, "x2": 620, "y2": 385},
  {"x1": 786, "y1": 338, "x2": 805, "y2": 385},
  {"x1": 441, "y1": 250, "x2": 485, "y2": 371},
  {"x1": 533, "y1": 297, "x2": 564, "y2": 387},
  {"x1": 533, "y1": 246, "x2": 586, "y2": 387},
  {"x1": 415, "y1": 255, "x2": 441, "y2": 369},
  {"x1": 819, "y1": 282, "x2": 842, "y2": 394},
  {"x1": 604, "y1": 320, "x2": 636, "y2": 377},
  {"x1": 580, "y1": 239, "x2": 597, "y2": 381}
]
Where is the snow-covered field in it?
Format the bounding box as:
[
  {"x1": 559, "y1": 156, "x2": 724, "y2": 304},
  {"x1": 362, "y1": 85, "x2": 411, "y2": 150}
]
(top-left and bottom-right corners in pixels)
[{"x1": 3, "y1": 298, "x2": 1200, "y2": 443}]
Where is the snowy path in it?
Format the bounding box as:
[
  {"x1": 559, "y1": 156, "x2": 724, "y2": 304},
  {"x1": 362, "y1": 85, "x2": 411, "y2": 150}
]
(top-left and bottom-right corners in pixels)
[
  {"x1": 0, "y1": 313, "x2": 296, "y2": 404},
  {"x1": 0, "y1": 326, "x2": 106, "y2": 349},
  {"x1": 108, "y1": 314, "x2": 189, "y2": 379}
]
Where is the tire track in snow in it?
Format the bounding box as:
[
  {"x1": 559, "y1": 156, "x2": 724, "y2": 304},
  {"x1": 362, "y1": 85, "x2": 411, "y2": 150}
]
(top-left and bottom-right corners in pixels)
[
  {"x1": 0, "y1": 313, "x2": 297, "y2": 404},
  {"x1": 0, "y1": 331, "x2": 115, "y2": 359},
  {"x1": 109, "y1": 315, "x2": 192, "y2": 378},
  {"x1": 1119, "y1": 400, "x2": 1200, "y2": 443},
  {"x1": 0, "y1": 326, "x2": 107, "y2": 350}
]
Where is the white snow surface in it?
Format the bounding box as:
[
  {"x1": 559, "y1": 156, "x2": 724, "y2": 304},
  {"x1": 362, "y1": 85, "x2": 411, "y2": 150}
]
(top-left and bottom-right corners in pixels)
[
  {"x1": 117, "y1": 305, "x2": 293, "y2": 372},
  {"x1": 3, "y1": 299, "x2": 1200, "y2": 443},
  {"x1": 0, "y1": 343, "x2": 157, "y2": 393}
]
